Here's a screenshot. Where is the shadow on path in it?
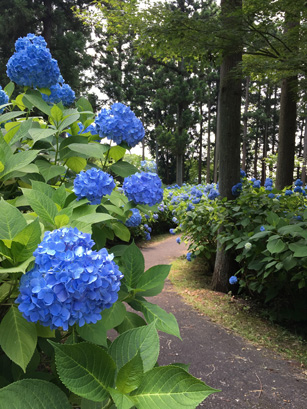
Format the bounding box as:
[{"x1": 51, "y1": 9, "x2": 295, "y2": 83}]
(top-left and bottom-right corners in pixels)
[{"x1": 140, "y1": 235, "x2": 307, "y2": 409}]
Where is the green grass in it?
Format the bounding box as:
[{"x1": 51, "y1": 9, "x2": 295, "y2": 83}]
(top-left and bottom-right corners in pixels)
[{"x1": 169, "y1": 256, "x2": 307, "y2": 371}]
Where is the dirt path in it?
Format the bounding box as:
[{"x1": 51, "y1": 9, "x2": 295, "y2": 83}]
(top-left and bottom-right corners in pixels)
[{"x1": 140, "y1": 235, "x2": 307, "y2": 409}]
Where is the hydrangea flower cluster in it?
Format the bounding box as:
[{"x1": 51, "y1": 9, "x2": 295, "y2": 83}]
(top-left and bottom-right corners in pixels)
[
  {"x1": 264, "y1": 178, "x2": 273, "y2": 191},
  {"x1": 231, "y1": 182, "x2": 242, "y2": 197},
  {"x1": 7, "y1": 33, "x2": 60, "y2": 88},
  {"x1": 125, "y1": 208, "x2": 142, "y2": 227},
  {"x1": 94, "y1": 103, "x2": 145, "y2": 148},
  {"x1": 0, "y1": 86, "x2": 9, "y2": 114},
  {"x1": 229, "y1": 276, "x2": 238, "y2": 285},
  {"x1": 42, "y1": 82, "x2": 75, "y2": 106},
  {"x1": 16, "y1": 227, "x2": 123, "y2": 330},
  {"x1": 140, "y1": 160, "x2": 157, "y2": 173},
  {"x1": 123, "y1": 172, "x2": 163, "y2": 206},
  {"x1": 73, "y1": 168, "x2": 115, "y2": 205}
]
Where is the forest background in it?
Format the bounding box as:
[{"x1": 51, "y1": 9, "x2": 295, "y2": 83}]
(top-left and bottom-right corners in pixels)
[{"x1": 1, "y1": 0, "x2": 305, "y2": 192}]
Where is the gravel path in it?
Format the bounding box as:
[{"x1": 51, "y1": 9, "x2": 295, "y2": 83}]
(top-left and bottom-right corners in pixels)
[{"x1": 140, "y1": 235, "x2": 307, "y2": 409}]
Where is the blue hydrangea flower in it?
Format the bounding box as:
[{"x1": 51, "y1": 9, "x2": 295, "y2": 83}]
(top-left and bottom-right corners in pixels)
[
  {"x1": 153, "y1": 214, "x2": 159, "y2": 220},
  {"x1": 176, "y1": 237, "x2": 181, "y2": 244},
  {"x1": 123, "y1": 172, "x2": 163, "y2": 206},
  {"x1": 145, "y1": 232, "x2": 151, "y2": 241},
  {"x1": 94, "y1": 103, "x2": 145, "y2": 148},
  {"x1": 42, "y1": 82, "x2": 75, "y2": 106},
  {"x1": 232, "y1": 182, "x2": 242, "y2": 197},
  {"x1": 268, "y1": 193, "x2": 275, "y2": 198},
  {"x1": 253, "y1": 180, "x2": 261, "y2": 188},
  {"x1": 0, "y1": 86, "x2": 9, "y2": 113},
  {"x1": 285, "y1": 190, "x2": 293, "y2": 196},
  {"x1": 295, "y1": 179, "x2": 303, "y2": 187},
  {"x1": 158, "y1": 204, "x2": 165, "y2": 212},
  {"x1": 125, "y1": 208, "x2": 142, "y2": 227},
  {"x1": 294, "y1": 186, "x2": 303, "y2": 193},
  {"x1": 73, "y1": 168, "x2": 115, "y2": 205},
  {"x1": 229, "y1": 276, "x2": 238, "y2": 285},
  {"x1": 169, "y1": 228, "x2": 175, "y2": 235},
  {"x1": 7, "y1": 33, "x2": 60, "y2": 88},
  {"x1": 264, "y1": 178, "x2": 273, "y2": 188},
  {"x1": 172, "y1": 217, "x2": 178, "y2": 223},
  {"x1": 140, "y1": 160, "x2": 157, "y2": 173},
  {"x1": 240, "y1": 169, "x2": 246, "y2": 178},
  {"x1": 187, "y1": 203, "x2": 195, "y2": 211},
  {"x1": 16, "y1": 227, "x2": 123, "y2": 330},
  {"x1": 186, "y1": 252, "x2": 192, "y2": 261},
  {"x1": 208, "y1": 188, "x2": 219, "y2": 200},
  {"x1": 260, "y1": 226, "x2": 265, "y2": 231}
]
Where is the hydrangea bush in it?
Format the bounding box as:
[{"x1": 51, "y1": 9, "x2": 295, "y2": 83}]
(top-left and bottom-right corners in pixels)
[{"x1": 0, "y1": 33, "x2": 217, "y2": 408}]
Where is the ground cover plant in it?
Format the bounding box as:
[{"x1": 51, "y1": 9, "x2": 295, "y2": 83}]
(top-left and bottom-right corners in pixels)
[
  {"x1": 165, "y1": 176, "x2": 307, "y2": 322},
  {"x1": 0, "y1": 34, "x2": 217, "y2": 409}
]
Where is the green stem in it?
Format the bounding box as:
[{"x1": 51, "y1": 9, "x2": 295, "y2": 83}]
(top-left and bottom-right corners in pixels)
[
  {"x1": 54, "y1": 132, "x2": 60, "y2": 165},
  {"x1": 102, "y1": 398, "x2": 114, "y2": 409},
  {"x1": 102, "y1": 143, "x2": 112, "y2": 171}
]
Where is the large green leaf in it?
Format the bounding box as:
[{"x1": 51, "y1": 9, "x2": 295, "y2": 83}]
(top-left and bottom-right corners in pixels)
[
  {"x1": 50, "y1": 341, "x2": 116, "y2": 402},
  {"x1": 0, "y1": 200, "x2": 27, "y2": 240},
  {"x1": 24, "y1": 89, "x2": 51, "y2": 116},
  {"x1": 0, "y1": 150, "x2": 40, "y2": 181},
  {"x1": 0, "y1": 110, "x2": 26, "y2": 124},
  {"x1": 0, "y1": 379, "x2": 71, "y2": 409},
  {"x1": 110, "y1": 161, "x2": 138, "y2": 178},
  {"x1": 0, "y1": 256, "x2": 34, "y2": 274},
  {"x1": 130, "y1": 366, "x2": 218, "y2": 408},
  {"x1": 266, "y1": 239, "x2": 286, "y2": 254},
  {"x1": 111, "y1": 222, "x2": 131, "y2": 242},
  {"x1": 289, "y1": 242, "x2": 307, "y2": 257},
  {"x1": 7, "y1": 118, "x2": 33, "y2": 145},
  {"x1": 22, "y1": 189, "x2": 57, "y2": 226},
  {"x1": 136, "y1": 264, "x2": 171, "y2": 292},
  {"x1": 108, "y1": 146, "x2": 126, "y2": 161},
  {"x1": 35, "y1": 160, "x2": 65, "y2": 182},
  {"x1": 120, "y1": 242, "x2": 145, "y2": 289},
  {"x1": 116, "y1": 352, "x2": 143, "y2": 393},
  {"x1": 28, "y1": 128, "x2": 57, "y2": 143},
  {"x1": 68, "y1": 143, "x2": 109, "y2": 159},
  {"x1": 115, "y1": 312, "x2": 147, "y2": 334},
  {"x1": 0, "y1": 306, "x2": 37, "y2": 372},
  {"x1": 58, "y1": 111, "x2": 80, "y2": 132},
  {"x1": 130, "y1": 299, "x2": 181, "y2": 339},
  {"x1": 66, "y1": 156, "x2": 87, "y2": 172},
  {"x1": 109, "y1": 388, "x2": 135, "y2": 409},
  {"x1": 11, "y1": 219, "x2": 42, "y2": 263},
  {"x1": 77, "y1": 213, "x2": 116, "y2": 224},
  {"x1": 59, "y1": 135, "x2": 88, "y2": 160},
  {"x1": 108, "y1": 321, "x2": 159, "y2": 373}
]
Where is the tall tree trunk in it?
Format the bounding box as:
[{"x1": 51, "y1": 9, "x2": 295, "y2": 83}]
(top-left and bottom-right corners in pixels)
[
  {"x1": 271, "y1": 85, "x2": 278, "y2": 155},
  {"x1": 261, "y1": 85, "x2": 271, "y2": 184},
  {"x1": 176, "y1": 154, "x2": 183, "y2": 186},
  {"x1": 275, "y1": 13, "x2": 299, "y2": 190},
  {"x1": 43, "y1": 0, "x2": 52, "y2": 48},
  {"x1": 206, "y1": 90, "x2": 211, "y2": 183},
  {"x1": 253, "y1": 85, "x2": 261, "y2": 179},
  {"x1": 212, "y1": 0, "x2": 242, "y2": 292},
  {"x1": 302, "y1": 118, "x2": 307, "y2": 184},
  {"x1": 241, "y1": 76, "x2": 249, "y2": 172},
  {"x1": 198, "y1": 104, "x2": 203, "y2": 184},
  {"x1": 213, "y1": 78, "x2": 220, "y2": 184}
]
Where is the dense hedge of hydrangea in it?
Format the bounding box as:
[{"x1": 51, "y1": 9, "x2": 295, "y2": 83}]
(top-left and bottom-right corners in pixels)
[
  {"x1": 94, "y1": 102, "x2": 145, "y2": 148},
  {"x1": 125, "y1": 208, "x2": 142, "y2": 227},
  {"x1": 73, "y1": 168, "x2": 115, "y2": 205},
  {"x1": 42, "y1": 82, "x2": 75, "y2": 106},
  {"x1": 6, "y1": 33, "x2": 60, "y2": 88},
  {"x1": 123, "y1": 172, "x2": 163, "y2": 206},
  {"x1": 0, "y1": 86, "x2": 9, "y2": 114},
  {"x1": 16, "y1": 228, "x2": 123, "y2": 330}
]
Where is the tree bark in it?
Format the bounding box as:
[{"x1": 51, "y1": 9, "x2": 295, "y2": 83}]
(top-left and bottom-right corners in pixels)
[
  {"x1": 206, "y1": 89, "x2": 211, "y2": 183},
  {"x1": 302, "y1": 118, "x2": 307, "y2": 184},
  {"x1": 241, "y1": 76, "x2": 249, "y2": 172},
  {"x1": 198, "y1": 104, "x2": 203, "y2": 184},
  {"x1": 212, "y1": 0, "x2": 242, "y2": 292}
]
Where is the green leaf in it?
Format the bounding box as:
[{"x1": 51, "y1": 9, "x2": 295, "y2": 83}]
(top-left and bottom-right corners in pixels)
[
  {"x1": 110, "y1": 161, "x2": 138, "y2": 177},
  {"x1": 35, "y1": 324, "x2": 55, "y2": 338},
  {"x1": 66, "y1": 156, "x2": 87, "y2": 173},
  {"x1": 28, "y1": 128, "x2": 57, "y2": 143},
  {"x1": 59, "y1": 135, "x2": 88, "y2": 160},
  {"x1": 81, "y1": 398, "x2": 111, "y2": 409},
  {"x1": 108, "y1": 146, "x2": 126, "y2": 161},
  {"x1": 53, "y1": 185, "x2": 67, "y2": 208},
  {"x1": 0, "y1": 110, "x2": 26, "y2": 124},
  {"x1": 116, "y1": 352, "x2": 144, "y2": 393},
  {"x1": 130, "y1": 299, "x2": 181, "y2": 339},
  {"x1": 4, "y1": 82, "x2": 15, "y2": 98},
  {"x1": 120, "y1": 242, "x2": 145, "y2": 289},
  {"x1": 0, "y1": 256, "x2": 34, "y2": 274},
  {"x1": 0, "y1": 379, "x2": 71, "y2": 409},
  {"x1": 68, "y1": 143, "x2": 109, "y2": 159},
  {"x1": 54, "y1": 214, "x2": 70, "y2": 228},
  {"x1": 31, "y1": 180, "x2": 55, "y2": 198},
  {"x1": 0, "y1": 306, "x2": 37, "y2": 372},
  {"x1": 266, "y1": 211, "x2": 280, "y2": 227},
  {"x1": 0, "y1": 200, "x2": 27, "y2": 240},
  {"x1": 266, "y1": 239, "x2": 286, "y2": 254},
  {"x1": 50, "y1": 105, "x2": 63, "y2": 124},
  {"x1": 58, "y1": 111, "x2": 80, "y2": 132},
  {"x1": 289, "y1": 242, "x2": 307, "y2": 257},
  {"x1": 108, "y1": 388, "x2": 135, "y2": 409},
  {"x1": 77, "y1": 213, "x2": 116, "y2": 224},
  {"x1": 35, "y1": 160, "x2": 65, "y2": 182},
  {"x1": 7, "y1": 118, "x2": 33, "y2": 145},
  {"x1": 115, "y1": 311, "x2": 147, "y2": 334},
  {"x1": 130, "y1": 366, "x2": 218, "y2": 408},
  {"x1": 136, "y1": 264, "x2": 171, "y2": 291},
  {"x1": 0, "y1": 150, "x2": 40, "y2": 181},
  {"x1": 50, "y1": 341, "x2": 116, "y2": 402},
  {"x1": 101, "y1": 301, "x2": 126, "y2": 330},
  {"x1": 108, "y1": 321, "x2": 159, "y2": 373},
  {"x1": 11, "y1": 219, "x2": 42, "y2": 263},
  {"x1": 24, "y1": 89, "x2": 51, "y2": 116},
  {"x1": 111, "y1": 222, "x2": 131, "y2": 242},
  {"x1": 22, "y1": 189, "x2": 57, "y2": 226}
]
